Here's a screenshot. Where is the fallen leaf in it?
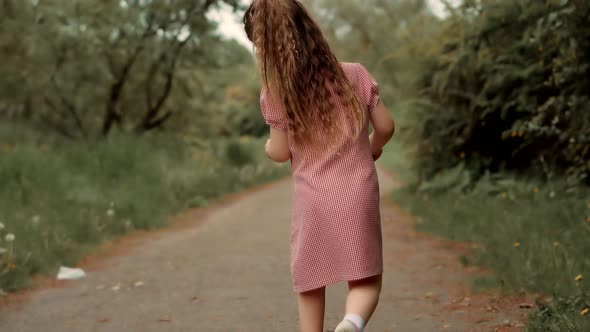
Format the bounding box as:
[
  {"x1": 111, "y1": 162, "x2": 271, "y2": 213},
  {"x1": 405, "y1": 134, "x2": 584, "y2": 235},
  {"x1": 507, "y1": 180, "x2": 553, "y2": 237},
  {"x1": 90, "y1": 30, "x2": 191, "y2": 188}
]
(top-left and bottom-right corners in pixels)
[
  {"x1": 158, "y1": 317, "x2": 172, "y2": 323},
  {"x1": 484, "y1": 305, "x2": 498, "y2": 312},
  {"x1": 461, "y1": 297, "x2": 471, "y2": 306},
  {"x1": 98, "y1": 318, "x2": 110, "y2": 323},
  {"x1": 519, "y1": 303, "x2": 533, "y2": 309}
]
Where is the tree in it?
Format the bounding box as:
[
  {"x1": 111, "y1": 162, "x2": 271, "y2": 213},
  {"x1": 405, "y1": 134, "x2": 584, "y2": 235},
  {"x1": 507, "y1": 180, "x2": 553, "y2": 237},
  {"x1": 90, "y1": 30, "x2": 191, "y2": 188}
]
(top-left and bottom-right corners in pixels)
[
  {"x1": 0, "y1": 0, "x2": 243, "y2": 139},
  {"x1": 306, "y1": 0, "x2": 438, "y2": 101}
]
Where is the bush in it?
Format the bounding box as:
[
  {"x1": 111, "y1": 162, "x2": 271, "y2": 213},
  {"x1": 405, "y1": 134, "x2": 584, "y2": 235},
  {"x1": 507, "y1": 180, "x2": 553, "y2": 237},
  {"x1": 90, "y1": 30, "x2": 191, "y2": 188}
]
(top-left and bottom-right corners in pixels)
[
  {"x1": 406, "y1": 0, "x2": 590, "y2": 183},
  {"x1": 223, "y1": 138, "x2": 258, "y2": 167}
]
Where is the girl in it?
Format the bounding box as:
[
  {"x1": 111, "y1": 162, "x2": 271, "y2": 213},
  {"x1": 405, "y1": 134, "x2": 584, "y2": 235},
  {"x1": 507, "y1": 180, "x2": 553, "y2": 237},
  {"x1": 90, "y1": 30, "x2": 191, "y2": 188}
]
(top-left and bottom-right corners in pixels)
[{"x1": 243, "y1": 1, "x2": 395, "y2": 331}]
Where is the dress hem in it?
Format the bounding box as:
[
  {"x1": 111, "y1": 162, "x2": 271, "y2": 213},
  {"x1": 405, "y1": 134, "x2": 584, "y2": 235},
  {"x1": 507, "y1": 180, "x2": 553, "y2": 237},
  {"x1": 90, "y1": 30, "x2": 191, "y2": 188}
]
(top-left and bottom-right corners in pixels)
[{"x1": 292, "y1": 268, "x2": 384, "y2": 294}]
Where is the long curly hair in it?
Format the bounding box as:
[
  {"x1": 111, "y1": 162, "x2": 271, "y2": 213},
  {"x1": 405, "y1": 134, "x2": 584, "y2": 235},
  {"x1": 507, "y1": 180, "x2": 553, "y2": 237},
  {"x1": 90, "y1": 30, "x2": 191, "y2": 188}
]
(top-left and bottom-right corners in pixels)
[{"x1": 243, "y1": 0, "x2": 365, "y2": 150}]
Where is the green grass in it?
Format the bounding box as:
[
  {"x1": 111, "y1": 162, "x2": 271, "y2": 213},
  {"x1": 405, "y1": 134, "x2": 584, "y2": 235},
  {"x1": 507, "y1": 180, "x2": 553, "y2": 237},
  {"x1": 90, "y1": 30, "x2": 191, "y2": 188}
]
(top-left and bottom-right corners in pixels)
[
  {"x1": 0, "y1": 127, "x2": 287, "y2": 292},
  {"x1": 381, "y1": 141, "x2": 590, "y2": 330},
  {"x1": 393, "y1": 176, "x2": 590, "y2": 330},
  {"x1": 377, "y1": 139, "x2": 415, "y2": 184}
]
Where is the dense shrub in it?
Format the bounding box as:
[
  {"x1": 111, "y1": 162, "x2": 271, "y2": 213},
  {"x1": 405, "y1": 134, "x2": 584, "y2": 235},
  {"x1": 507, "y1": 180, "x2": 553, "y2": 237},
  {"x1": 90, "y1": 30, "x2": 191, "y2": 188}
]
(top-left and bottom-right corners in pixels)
[{"x1": 407, "y1": 0, "x2": 590, "y2": 183}]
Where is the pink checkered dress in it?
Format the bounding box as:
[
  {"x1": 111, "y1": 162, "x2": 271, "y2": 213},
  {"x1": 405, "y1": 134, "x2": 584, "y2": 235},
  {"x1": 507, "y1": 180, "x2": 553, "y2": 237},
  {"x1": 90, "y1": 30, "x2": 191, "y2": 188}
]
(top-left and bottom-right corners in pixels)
[{"x1": 260, "y1": 62, "x2": 383, "y2": 293}]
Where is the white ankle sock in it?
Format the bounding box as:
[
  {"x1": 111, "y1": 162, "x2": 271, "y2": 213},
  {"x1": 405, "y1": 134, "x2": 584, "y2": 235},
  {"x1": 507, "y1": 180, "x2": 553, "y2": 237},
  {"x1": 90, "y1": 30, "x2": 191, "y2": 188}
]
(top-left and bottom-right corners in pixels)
[{"x1": 343, "y1": 313, "x2": 365, "y2": 331}]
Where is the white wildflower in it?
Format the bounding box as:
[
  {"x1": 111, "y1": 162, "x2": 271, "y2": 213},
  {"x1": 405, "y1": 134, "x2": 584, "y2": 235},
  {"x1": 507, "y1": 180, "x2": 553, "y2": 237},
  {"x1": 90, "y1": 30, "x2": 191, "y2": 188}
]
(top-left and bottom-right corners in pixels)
[
  {"x1": 5, "y1": 233, "x2": 15, "y2": 242},
  {"x1": 0, "y1": 247, "x2": 6, "y2": 255},
  {"x1": 106, "y1": 209, "x2": 115, "y2": 218},
  {"x1": 0, "y1": 222, "x2": 4, "y2": 231},
  {"x1": 31, "y1": 215, "x2": 41, "y2": 225},
  {"x1": 124, "y1": 220, "x2": 133, "y2": 228}
]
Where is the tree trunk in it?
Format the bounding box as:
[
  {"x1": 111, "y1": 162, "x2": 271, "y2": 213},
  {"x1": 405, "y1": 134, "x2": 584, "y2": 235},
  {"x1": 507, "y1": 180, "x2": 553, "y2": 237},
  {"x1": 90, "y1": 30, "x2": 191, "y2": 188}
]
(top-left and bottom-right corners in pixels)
[
  {"x1": 101, "y1": 26, "x2": 153, "y2": 137},
  {"x1": 2, "y1": 0, "x2": 14, "y2": 19}
]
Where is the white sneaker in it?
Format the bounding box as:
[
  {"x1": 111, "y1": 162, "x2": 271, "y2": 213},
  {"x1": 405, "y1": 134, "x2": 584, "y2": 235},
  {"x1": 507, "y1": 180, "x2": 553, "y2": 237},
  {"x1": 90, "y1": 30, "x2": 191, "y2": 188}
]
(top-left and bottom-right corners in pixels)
[{"x1": 334, "y1": 320, "x2": 359, "y2": 332}]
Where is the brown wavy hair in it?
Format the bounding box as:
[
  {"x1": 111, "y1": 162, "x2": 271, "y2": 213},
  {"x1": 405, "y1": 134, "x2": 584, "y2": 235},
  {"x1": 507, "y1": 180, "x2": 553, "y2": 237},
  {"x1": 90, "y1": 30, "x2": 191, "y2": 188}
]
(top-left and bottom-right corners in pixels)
[{"x1": 243, "y1": 0, "x2": 365, "y2": 150}]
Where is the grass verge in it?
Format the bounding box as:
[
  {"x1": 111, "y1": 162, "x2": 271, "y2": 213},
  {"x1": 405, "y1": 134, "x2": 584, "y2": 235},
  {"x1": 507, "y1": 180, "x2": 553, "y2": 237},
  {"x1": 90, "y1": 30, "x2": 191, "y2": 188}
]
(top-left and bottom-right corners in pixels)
[
  {"x1": 0, "y1": 128, "x2": 287, "y2": 293},
  {"x1": 380, "y1": 142, "x2": 590, "y2": 331}
]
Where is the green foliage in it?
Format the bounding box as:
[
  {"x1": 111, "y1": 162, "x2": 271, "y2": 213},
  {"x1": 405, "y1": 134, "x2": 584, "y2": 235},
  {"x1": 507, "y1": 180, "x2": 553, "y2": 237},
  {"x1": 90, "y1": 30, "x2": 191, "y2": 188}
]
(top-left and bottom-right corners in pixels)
[
  {"x1": 377, "y1": 137, "x2": 418, "y2": 188},
  {"x1": 0, "y1": 0, "x2": 274, "y2": 293},
  {"x1": 223, "y1": 138, "x2": 257, "y2": 167},
  {"x1": 308, "y1": 0, "x2": 436, "y2": 103},
  {"x1": 406, "y1": 0, "x2": 590, "y2": 182},
  {"x1": 0, "y1": 0, "x2": 252, "y2": 138},
  {"x1": 213, "y1": 63, "x2": 268, "y2": 138},
  {"x1": 527, "y1": 293, "x2": 590, "y2": 331},
  {"x1": 392, "y1": 166, "x2": 590, "y2": 330},
  {"x1": 0, "y1": 128, "x2": 287, "y2": 292}
]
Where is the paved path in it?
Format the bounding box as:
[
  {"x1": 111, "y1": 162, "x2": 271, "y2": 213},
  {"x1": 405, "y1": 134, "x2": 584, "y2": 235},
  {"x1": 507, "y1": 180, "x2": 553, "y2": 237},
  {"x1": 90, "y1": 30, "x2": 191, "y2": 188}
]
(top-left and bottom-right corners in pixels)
[{"x1": 0, "y1": 169, "x2": 529, "y2": 331}]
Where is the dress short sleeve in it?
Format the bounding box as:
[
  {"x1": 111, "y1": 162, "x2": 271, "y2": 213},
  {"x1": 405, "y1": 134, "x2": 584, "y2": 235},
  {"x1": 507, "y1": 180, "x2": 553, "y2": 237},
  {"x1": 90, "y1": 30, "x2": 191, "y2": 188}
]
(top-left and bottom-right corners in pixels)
[
  {"x1": 355, "y1": 63, "x2": 380, "y2": 112},
  {"x1": 260, "y1": 87, "x2": 288, "y2": 132}
]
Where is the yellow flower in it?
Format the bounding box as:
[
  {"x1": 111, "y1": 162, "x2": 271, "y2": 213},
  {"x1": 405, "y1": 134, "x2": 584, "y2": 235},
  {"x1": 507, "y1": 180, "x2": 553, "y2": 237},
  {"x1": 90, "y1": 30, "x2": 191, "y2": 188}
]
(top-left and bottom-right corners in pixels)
[
  {"x1": 514, "y1": 242, "x2": 521, "y2": 248},
  {"x1": 575, "y1": 275, "x2": 583, "y2": 282},
  {"x1": 501, "y1": 192, "x2": 507, "y2": 199},
  {"x1": 581, "y1": 308, "x2": 589, "y2": 316},
  {"x1": 460, "y1": 152, "x2": 465, "y2": 159},
  {"x1": 533, "y1": 187, "x2": 539, "y2": 193},
  {"x1": 586, "y1": 217, "x2": 590, "y2": 223},
  {"x1": 0, "y1": 144, "x2": 13, "y2": 152},
  {"x1": 553, "y1": 241, "x2": 560, "y2": 247},
  {"x1": 239, "y1": 136, "x2": 251, "y2": 143}
]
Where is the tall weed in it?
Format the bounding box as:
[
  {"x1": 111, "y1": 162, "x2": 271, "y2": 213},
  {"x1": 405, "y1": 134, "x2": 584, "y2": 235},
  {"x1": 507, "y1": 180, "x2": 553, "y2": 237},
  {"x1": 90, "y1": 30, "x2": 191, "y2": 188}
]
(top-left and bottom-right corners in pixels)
[{"x1": 0, "y1": 133, "x2": 287, "y2": 291}]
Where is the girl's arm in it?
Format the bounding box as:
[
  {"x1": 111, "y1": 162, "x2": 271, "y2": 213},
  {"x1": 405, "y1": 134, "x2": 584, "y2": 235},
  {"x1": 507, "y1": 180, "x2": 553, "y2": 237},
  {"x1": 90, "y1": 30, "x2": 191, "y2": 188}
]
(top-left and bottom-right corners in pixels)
[
  {"x1": 265, "y1": 127, "x2": 291, "y2": 163},
  {"x1": 368, "y1": 101, "x2": 395, "y2": 161}
]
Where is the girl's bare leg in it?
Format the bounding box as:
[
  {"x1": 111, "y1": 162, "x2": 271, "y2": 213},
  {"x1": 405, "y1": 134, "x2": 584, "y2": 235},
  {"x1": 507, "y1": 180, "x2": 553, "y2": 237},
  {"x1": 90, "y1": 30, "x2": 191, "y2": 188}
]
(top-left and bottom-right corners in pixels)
[
  {"x1": 345, "y1": 274, "x2": 382, "y2": 324},
  {"x1": 297, "y1": 286, "x2": 326, "y2": 332}
]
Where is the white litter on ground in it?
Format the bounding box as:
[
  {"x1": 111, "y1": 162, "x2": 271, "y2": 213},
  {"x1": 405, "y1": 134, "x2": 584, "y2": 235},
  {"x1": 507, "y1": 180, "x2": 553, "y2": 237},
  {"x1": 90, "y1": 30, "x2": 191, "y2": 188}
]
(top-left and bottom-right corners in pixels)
[{"x1": 56, "y1": 266, "x2": 87, "y2": 280}]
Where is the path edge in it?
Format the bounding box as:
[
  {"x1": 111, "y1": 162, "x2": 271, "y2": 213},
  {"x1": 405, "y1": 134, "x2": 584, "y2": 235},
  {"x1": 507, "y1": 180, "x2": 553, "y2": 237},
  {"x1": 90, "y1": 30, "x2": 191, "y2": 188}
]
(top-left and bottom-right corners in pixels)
[{"x1": 0, "y1": 176, "x2": 291, "y2": 308}]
